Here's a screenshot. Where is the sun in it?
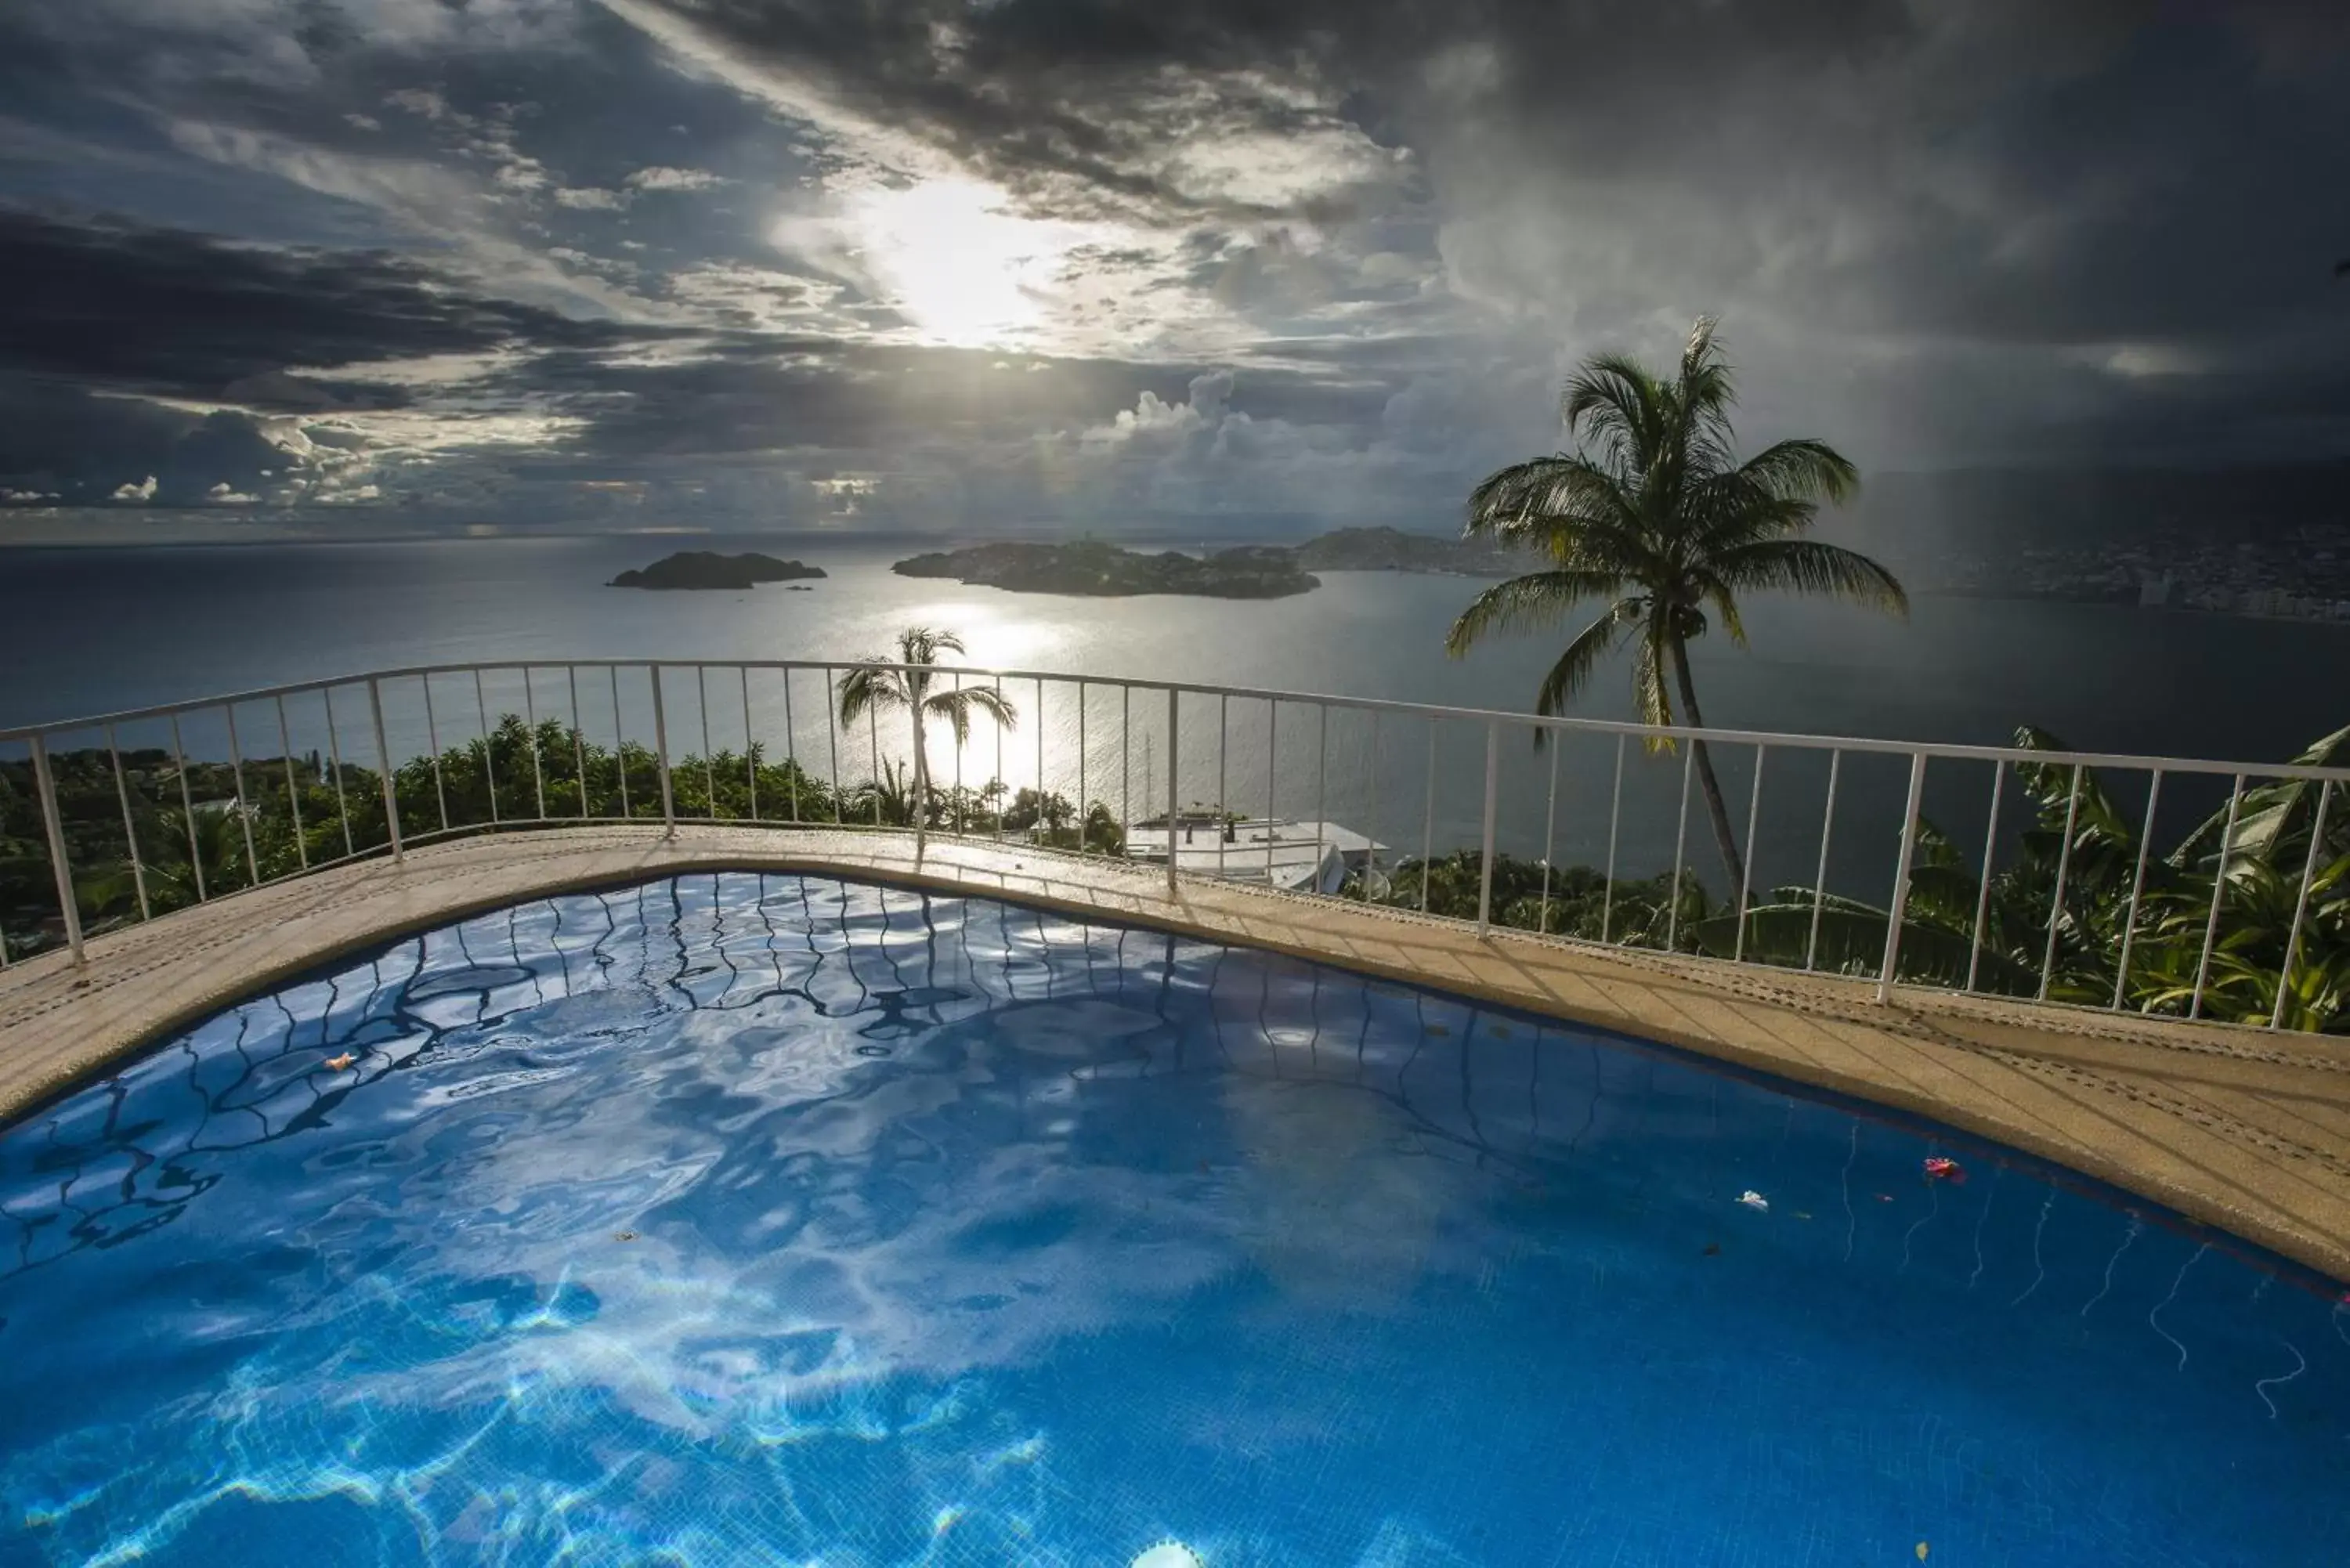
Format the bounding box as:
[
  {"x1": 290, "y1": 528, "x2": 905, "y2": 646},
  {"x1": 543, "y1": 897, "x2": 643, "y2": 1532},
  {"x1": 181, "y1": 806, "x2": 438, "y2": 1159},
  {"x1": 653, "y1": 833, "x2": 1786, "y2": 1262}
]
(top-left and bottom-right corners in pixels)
[{"x1": 842, "y1": 177, "x2": 1090, "y2": 349}]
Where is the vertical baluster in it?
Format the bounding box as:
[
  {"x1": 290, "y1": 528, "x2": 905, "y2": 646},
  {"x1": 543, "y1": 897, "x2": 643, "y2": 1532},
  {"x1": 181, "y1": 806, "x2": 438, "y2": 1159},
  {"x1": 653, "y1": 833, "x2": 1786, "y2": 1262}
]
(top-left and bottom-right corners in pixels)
[
  {"x1": 1314, "y1": 703, "x2": 1329, "y2": 898},
  {"x1": 475, "y1": 669, "x2": 501, "y2": 824},
  {"x1": 868, "y1": 701, "x2": 881, "y2": 828},
  {"x1": 368, "y1": 677, "x2": 403, "y2": 864},
  {"x1": 273, "y1": 695, "x2": 306, "y2": 871},
  {"x1": 1078, "y1": 681, "x2": 1089, "y2": 854},
  {"x1": 1476, "y1": 720, "x2": 1500, "y2": 935},
  {"x1": 170, "y1": 713, "x2": 207, "y2": 902},
  {"x1": 1120, "y1": 684, "x2": 1132, "y2": 858},
  {"x1": 1666, "y1": 741, "x2": 1694, "y2": 952},
  {"x1": 994, "y1": 674, "x2": 1005, "y2": 837},
  {"x1": 107, "y1": 724, "x2": 150, "y2": 922},
  {"x1": 2037, "y1": 764, "x2": 2085, "y2": 1002},
  {"x1": 609, "y1": 666, "x2": 630, "y2": 819},
  {"x1": 2272, "y1": 779, "x2": 2334, "y2": 1031},
  {"x1": 910, "y1": 691, "x2": 927, "y2": 855},
  {"x1": 1419, "y1": 718, "x2": 1435, "y2": 914},
  {"x1": 1539, "y1": 728, "x2": 1559, "y2": 935},
  {"x1": 1166, "y1": 686, "x2": 1180, "y2": 894},
  {"x1": 953, "y1": 673, "x2": 964, "y2": 835},
  {"x1": 1877, "y1": 751, "x2": 1929, "y2": 1002},
  {"x1": 1218, "y1": 694, "x2": 1230, "y2": 880},
  {"x1": 652, "y1": 664, "x2": 677, "y2": 839},
  {"x1": 572, "y1": 667, "x2": 591, "y2": 821},
  {"x1": 1036, "y1": 676, "x2": 1046, "y2": 833},
  {"x1": 1365, "y1": 710, "x2": 1379, "y2": 901},
  {"x1": 422, "y1": 675, "x2": 450, "y2": 833},
  {"x1": 2189, "y1": 775, "x2": 2245, "y2": 1021},
  {"x1": 1600, "y1": 732, "x2": 1625, "y2": 943},
  {"x1": 740, "y1": 666, "x2": 758, "y2": 822},
  {"x1": 223, "y1": 704, "x2": 260, "y2": 885},
  {"x1": 826, "y1": 665, "x2": 842, "y2": 822},
  {"x1": 522, "y1": 667, "x2": 548, "y2": 820},
  {"x1": 2112, "y1": 770, "x2": 2163, "y2": 1011},
  {"x1": 1265, "y1": 699, "x2": 1276, "y2": 883},
  {"x1": 782, "y1": 666, "x2": 798, "y2": 823},
  {"x1": 30, "y1": 735, "x2": 83, "y2": 964},
  {"x1": 1734, "y1": 745, "x2": 1764, "y2": 963},
  {"x1": 1961, "y1": 760, "x2": 2000, "y2": 990},
  {"x1": 698, "y1": 664, "x2": 717, "y2": 821}
]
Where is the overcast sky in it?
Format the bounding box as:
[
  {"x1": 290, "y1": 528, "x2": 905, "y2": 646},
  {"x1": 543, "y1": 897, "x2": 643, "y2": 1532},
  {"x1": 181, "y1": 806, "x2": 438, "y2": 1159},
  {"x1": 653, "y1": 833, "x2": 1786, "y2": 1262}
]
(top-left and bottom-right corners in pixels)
[{"x1": 1, "y1": 0, "x2": 2345, "y2": 537}]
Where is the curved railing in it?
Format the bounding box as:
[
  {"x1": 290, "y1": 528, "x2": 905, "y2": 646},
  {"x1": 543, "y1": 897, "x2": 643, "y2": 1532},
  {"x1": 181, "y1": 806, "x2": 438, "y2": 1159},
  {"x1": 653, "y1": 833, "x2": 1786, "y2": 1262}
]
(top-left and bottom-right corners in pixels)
[{"x1": 3, "y1": 659, "x2": 2344, "y2": 1034}]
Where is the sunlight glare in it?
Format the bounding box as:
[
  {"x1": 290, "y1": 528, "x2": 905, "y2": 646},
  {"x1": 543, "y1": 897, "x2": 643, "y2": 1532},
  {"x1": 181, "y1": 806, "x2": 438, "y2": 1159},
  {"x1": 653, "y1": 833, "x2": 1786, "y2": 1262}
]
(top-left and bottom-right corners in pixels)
[{"x1": 843, "y1": 178, "x2": 1093, "y2": 349}]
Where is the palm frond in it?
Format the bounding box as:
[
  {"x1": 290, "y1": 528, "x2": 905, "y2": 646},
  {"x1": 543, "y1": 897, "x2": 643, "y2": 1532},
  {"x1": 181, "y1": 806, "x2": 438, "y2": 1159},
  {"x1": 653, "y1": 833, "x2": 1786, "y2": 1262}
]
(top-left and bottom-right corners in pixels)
[
  {"x1": 1444, "y1": 570, "x2": 1632, "y2": 656},
  {"x1": 1533, "y1": 599, "x2": 1643, "y2": 717},
  {"x1": 837, "y1": 661, "x2": 910, "y2": 726},
  {"x1": 1708, "y1": 540, "x2": 1909, "y2": 616},
  {"x1": 1731, "y1": 438, "x2": 1860, "y2": 505},
  {"x1": 923, "y1": 683, "x2": 1018, "y2": 746}
]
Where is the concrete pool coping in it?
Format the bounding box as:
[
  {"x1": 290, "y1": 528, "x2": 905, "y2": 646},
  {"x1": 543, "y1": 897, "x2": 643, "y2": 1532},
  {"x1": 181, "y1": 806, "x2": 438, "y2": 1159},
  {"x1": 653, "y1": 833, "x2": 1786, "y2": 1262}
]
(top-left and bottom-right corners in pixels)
[{"x1": 3, "y1": 823, "x2": 2347, "y2": 1286}]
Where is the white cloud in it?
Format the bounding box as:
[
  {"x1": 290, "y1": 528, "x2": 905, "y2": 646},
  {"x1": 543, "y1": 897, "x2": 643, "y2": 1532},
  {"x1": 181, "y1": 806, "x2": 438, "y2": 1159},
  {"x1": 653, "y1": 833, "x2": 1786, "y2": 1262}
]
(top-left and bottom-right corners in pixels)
[
  {"x1": 624, "y1": 164, "x2": 725, "y2": 192},
  {"x1": 206, "y1": 482, "x2": 259, "y2": 504},
  {"x1": 111, "y1": 475, "x2": 159, "y2": 503},
  {"x1": 554, "y1": 186, "x2": 627, "y2": 209}
]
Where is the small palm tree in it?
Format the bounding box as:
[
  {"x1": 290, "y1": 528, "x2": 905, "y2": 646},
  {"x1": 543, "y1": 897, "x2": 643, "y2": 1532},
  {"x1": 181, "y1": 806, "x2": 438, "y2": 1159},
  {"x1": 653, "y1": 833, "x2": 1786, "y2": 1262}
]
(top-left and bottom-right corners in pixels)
[
  {"x1": 1445, "y1": 317, "x2": 1906, "y2": 890},
  {"x1": 836, "y1": 627, "x2": 1017, "y2": 830}
]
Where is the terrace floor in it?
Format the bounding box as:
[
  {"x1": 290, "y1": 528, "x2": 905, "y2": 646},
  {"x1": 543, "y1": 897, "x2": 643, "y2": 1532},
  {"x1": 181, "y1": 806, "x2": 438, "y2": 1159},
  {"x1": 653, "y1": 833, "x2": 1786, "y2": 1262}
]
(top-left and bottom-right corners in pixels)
[{"x1": 2, "y1": 824, "x2": 2346, "y2": 1284}]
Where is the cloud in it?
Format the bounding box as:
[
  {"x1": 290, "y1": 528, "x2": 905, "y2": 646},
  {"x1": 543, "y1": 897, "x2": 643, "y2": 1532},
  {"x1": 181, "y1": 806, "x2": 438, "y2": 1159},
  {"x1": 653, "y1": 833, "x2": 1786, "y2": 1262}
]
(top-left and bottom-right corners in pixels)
[
  {"x1": 625, "y1": 165, "x2": 725, "y2": 192},
  {"x1": 110, "y1": 475, "x2": 157, "y2": 503},
  {"x1": 0, "y1": 0, "x2": 2346, "y2": 536}
]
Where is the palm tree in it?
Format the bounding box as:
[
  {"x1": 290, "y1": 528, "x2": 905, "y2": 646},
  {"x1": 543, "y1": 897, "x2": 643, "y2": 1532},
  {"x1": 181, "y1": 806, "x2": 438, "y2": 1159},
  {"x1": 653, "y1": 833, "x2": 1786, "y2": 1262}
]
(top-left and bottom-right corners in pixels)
[
  {"x1": 836, "y1": 627, "x2": 1017, "y2": 833},
  {"x1": 1445, "y1": 316, "x2": 1907, "y2": 890}
]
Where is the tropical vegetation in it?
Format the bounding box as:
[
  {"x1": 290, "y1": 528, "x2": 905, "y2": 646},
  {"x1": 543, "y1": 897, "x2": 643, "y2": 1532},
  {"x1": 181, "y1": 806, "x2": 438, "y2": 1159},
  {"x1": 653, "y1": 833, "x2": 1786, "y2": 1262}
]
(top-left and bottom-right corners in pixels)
[{"x1": 1445, "y1": 316, "x2": 1906, "y2": 893}]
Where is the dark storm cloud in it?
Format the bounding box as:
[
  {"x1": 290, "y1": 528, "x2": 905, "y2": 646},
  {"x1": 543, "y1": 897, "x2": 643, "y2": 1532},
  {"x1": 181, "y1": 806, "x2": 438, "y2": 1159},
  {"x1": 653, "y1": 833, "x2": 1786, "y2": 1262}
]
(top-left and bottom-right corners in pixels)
[{"x1": 0, "y1": 207, "x2": 671, "y2": 407}]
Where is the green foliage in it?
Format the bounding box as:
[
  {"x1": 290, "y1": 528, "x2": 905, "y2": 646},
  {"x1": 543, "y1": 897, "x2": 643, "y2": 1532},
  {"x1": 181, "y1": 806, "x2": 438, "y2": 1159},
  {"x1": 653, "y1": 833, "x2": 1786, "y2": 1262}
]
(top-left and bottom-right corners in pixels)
[{"x1": 1448, "y1": 316, "x2": 1904, "y2": 893}]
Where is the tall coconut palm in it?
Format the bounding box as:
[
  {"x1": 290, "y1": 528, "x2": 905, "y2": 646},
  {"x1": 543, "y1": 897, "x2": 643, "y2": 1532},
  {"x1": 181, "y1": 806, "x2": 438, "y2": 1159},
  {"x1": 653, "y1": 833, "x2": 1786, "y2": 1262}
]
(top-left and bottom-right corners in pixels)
[
  {"x1": 1445, "y1": 317, "x2": 1907, "y2": 890},
  {"x1": 836, "y1": 627, "x2": 1017, "y2": 832}
]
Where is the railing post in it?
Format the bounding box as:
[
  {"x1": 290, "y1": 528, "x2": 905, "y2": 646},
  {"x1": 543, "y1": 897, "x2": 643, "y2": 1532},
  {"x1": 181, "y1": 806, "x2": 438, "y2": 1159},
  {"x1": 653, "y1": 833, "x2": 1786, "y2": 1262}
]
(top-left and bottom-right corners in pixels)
[
  {"x1": 1877, "y1": 750, "x2": 1929, "y2": 1002},
  {"x1": 651, "y1": 664, "x2": 677, "y2": 840},
  {"x1": 2189, "y1": 775, "x2": 2245, "y2": 1021},
  {"x1": 1166, "y1": 686, "x2": 1180, "y2": 897},
  {"x1": 910, "y1": 694, "x2": 928, "y2": 858},
  {"x1": 2272, "y1": 779, "x2": 2333, "y2": 1031},
  {"x1": 30, "y1": 735, "x2": 85, "y2": 966},
  {"x1": 367, "y1": 677, "x2": 403, "y2": 865},
  {"x1": 1476, "y1": 720, "x2": 1500, "y2": 935}
]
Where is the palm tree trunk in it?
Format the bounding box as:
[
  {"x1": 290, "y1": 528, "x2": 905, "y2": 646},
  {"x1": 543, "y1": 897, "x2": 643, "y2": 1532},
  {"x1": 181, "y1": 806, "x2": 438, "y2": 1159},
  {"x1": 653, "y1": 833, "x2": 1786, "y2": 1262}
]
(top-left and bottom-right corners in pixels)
[{"x1": 1668, "y1": 637, "x2": 1747, "y2": 894}]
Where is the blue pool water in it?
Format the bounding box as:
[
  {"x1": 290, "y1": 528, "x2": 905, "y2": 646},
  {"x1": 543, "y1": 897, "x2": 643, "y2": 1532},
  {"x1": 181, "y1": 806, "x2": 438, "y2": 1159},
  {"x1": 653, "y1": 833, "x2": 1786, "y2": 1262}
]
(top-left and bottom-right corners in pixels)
[{"x1": 1, "y1": 874, "x2": 2345, "y2": 1567}]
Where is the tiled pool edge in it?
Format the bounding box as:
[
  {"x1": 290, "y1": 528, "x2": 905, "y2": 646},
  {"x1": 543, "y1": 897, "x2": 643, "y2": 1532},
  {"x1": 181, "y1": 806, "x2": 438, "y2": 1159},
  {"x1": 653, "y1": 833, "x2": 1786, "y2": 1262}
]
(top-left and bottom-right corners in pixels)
[{"x1": 3, "y1": 823, "x2": 2347, "y2": 1286}]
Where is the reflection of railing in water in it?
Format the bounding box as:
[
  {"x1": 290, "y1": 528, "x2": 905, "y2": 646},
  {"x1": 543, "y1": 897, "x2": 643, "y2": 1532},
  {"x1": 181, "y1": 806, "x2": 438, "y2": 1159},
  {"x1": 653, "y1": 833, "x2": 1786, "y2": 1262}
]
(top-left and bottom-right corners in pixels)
[
  {"x1": 0, "y1": 872, "x2": 1596, "y2": 1283},
  {"x1": 4, "y1": 660, "x2": 2345, "y2": 1032},
  {"x1": 5, "y1": 869, "x2": 2342, "y2": 1440}
]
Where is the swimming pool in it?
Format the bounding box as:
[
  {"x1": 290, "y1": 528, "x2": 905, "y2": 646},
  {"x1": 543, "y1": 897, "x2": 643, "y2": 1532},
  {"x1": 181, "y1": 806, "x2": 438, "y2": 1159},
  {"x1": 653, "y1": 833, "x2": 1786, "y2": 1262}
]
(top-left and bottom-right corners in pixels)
[{"x1": 0, "y1": 872, "x2": 2342, "y2": 1566}]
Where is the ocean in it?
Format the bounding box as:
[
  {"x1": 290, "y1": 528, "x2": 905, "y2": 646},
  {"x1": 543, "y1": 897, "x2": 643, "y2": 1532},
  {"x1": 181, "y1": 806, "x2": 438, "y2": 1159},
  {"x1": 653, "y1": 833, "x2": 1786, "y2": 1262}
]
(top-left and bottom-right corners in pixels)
[{"x1": 2, "y1": 533, "x2": 2343, "y2": 903}]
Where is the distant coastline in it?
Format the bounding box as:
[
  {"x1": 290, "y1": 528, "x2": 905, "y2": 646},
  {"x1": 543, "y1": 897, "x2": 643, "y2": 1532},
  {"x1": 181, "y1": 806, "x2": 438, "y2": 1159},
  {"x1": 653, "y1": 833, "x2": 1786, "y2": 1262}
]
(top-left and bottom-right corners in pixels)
[
  {"x1": 893, "y1": 540, "x2": 1318, "y2": 598},
  {"x1": 888, "y1": 529, "x2": 1536, "y2": 598},
  {"x1": 609, "y1": 551, "x2": 826, "y2": 590}
]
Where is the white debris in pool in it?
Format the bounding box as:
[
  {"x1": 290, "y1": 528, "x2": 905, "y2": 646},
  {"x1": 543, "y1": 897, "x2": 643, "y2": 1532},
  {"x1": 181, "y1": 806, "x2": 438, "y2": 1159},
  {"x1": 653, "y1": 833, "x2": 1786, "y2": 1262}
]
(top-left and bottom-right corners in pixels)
[
  {"x1": 1737, "y1": 1190, "x2": 1770, "y2": 1212},
  {"x1": 1131, "y1": 1543, "x2": 1205, "y2": 1568}
]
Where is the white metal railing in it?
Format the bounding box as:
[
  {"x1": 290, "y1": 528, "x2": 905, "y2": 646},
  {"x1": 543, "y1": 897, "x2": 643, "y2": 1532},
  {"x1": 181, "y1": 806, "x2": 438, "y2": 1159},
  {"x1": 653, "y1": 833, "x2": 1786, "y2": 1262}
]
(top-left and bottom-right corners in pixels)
[{"x1": 2, "y1": 659, "x2": 2344, "y2": 1035}]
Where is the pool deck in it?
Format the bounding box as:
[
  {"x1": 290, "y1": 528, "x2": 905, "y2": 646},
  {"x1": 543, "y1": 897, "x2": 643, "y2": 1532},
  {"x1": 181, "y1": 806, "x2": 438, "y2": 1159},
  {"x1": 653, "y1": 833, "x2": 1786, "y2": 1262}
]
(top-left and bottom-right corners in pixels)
[{"x1": 3, "y1": 825, "x2": 2347, "y2": 1284}]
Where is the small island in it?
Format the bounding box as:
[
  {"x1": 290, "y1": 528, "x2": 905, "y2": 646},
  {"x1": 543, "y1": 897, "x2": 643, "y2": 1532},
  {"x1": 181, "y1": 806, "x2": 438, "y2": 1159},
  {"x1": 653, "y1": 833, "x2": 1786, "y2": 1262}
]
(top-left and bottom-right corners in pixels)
[
  {"x1": 1295, "y1": 526, "x2": 1536, "y2": 576},
  {"x1": 609, "y1": 551, "x2": 827, "y2": 591},
  {"x1": 892, "y1": 540, "x2": 1319, "y2": 598}
]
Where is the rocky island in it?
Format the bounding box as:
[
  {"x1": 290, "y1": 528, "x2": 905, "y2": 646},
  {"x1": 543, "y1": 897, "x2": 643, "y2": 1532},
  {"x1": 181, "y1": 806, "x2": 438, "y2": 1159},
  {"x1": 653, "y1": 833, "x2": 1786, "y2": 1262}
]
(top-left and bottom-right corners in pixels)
[
  {"x1": 892, "y1": 540, "x2": 1319, "y2": 598},
  {"x1": 609, "y1": 551, "x2": 826, "y2": 590},
  {"x1": 1294, "y1": 526, "x2": 1537, "y2": 576}
]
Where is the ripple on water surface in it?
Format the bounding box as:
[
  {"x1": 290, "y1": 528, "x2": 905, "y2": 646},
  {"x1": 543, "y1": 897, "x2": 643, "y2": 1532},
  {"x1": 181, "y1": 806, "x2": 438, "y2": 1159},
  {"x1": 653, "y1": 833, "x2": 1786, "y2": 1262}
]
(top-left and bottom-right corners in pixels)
[{"x1": 0, "y1": 873, "x2": 2344, "y2": 1566}]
